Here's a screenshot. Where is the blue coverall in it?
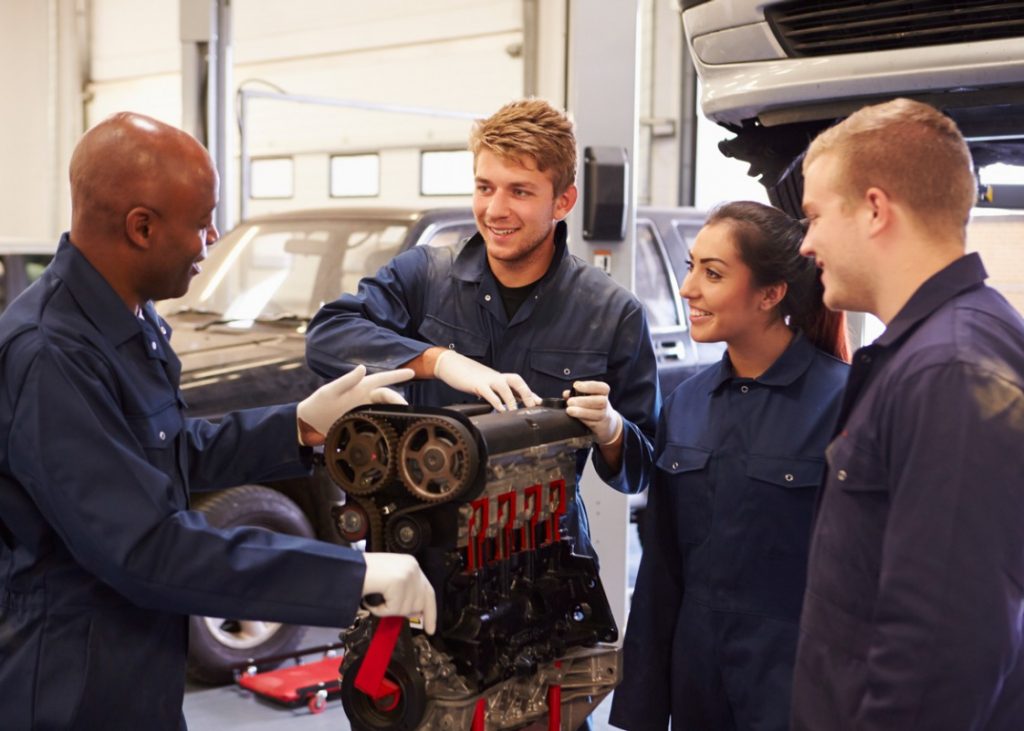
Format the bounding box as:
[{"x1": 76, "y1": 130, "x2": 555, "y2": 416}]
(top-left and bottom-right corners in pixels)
[
  {"x1": 792, "y1": 254, "x2": 1024, "y2": 731},
  {"x1": 610, "y1": 332, "x2": 848, "y2": 730},
  {"x1": 306, "y1": 222, "x2": 661, "y2": 557},
  {"x1": 0, "y1": 236, "x2": 367, "y2": 729}
]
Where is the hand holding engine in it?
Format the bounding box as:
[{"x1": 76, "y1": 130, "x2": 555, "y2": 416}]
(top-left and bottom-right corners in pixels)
[
  {"x1": 433, "y1": 350, "x2": 541, "y2": 412},
  {"x1": 564, "y1": 380, "x2": 624, "y2": 445},
  {"x1": 297, "y1": 365, "x2": 414, "y2": 446},
  {"x1": 361, "y1": 552, "x2": 437, "y2": 635}
]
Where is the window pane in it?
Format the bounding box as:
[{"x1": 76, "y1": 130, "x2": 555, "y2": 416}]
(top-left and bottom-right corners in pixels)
[
  {"x1": 330, "y1": 154, "x2": 380, "y2": 198},
  {"x1": 421, "y1": 150, "x2": 474, "y2": 196},
  {"x1": 250, "y1": 158, "x2": 294, "y2": 199},
  {"x1": 635, "y1": 224, "x2": 679, "y2": 329}
]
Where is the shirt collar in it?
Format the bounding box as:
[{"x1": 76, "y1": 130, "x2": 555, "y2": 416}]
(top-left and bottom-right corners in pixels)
[
  {"x1": 875, "y1": 252, "x2": 986, "y2": 348},
  {"x1": 52, "y1": 233, "x2": 146, "y2": 346},
  {"x1": 708, "y1": 330, "x2": 817, "y2": 393},
  {"x1": 452, "y1": 220, "x2": 570, "y2": 284}
]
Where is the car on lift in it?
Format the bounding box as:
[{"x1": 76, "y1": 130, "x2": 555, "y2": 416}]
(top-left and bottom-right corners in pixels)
[
  {"x1": 682, "y1": 0, "x2": 1024, "y2": 215},
  {"x1": 159, "y1": 205, "x2": 720, "y2": 682},
  {"x1": 0, "y1": 239, "x2": 55, "y2": 314}
]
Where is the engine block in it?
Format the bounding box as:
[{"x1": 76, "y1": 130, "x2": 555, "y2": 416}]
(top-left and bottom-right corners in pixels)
[{"x1": 327, "y1": 400, "x2": 621, "y2": 730}]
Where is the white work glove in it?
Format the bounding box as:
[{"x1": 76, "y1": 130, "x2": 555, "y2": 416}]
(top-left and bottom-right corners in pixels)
[
  {"x1": 362, "y1": 552, "x2": 437, "y2": 635},
  {"x1": 564, "y1": 380, "x2": 624, "y2": 445},
  {"x1": 296, "y1": 365, "x2": 413, "y2": 445},
  {"x1": 433, "y1": 349, "x2": 541, "y2": 411}
]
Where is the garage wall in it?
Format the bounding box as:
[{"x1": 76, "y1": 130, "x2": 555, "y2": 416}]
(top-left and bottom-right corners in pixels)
[
  {"x1": 0, "y1": 0, "x2": 81, "y2": 242},
  {"x1": 87, "y1": 0, "x2": 524, "y2": 221},
  {"x1": 968, "y1": 214, "x2": 1024, "y2": 316}
]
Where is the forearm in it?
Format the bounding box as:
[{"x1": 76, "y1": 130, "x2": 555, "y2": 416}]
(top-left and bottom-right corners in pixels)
[
  {"x1": 402, "y1": 345, "x2": 445, "y2": 379},
  {"x1": 185, "y1": 404, "x2": 311, "y2": 490},
  {"x1": 593, "y1": 418, "x2": 653, "y2": 494},
  {"x1": 595, "y1": 431, "x2": 623, "y2": 473},
  {"x1": 306, "y1": 313, "x2": 432, "y2": 378}
]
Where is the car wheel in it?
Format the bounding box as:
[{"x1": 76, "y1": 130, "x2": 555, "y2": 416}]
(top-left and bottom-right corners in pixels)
[{"x1": 187, "y1": 484, "x2": 314, "y2": 684}]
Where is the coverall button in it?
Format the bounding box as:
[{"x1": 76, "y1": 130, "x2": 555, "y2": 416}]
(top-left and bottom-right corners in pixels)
[
  {"x1": 785, "y1": 473, "x2": 794, "y2": 482},
  {"x1": 159, "y1": 431, "x2": 166, "y2": 441},
  {"x1": 837, "y1": 469, "x2": 848, "y2": 481},
  {"x1": 448, "y1": 343, "x2": 456, "y2": 349},
  {"x1": 671, "y1": 461, "x2": 679, "y2": 470},
  {"x1": 484, "y1": 294, "x2": 492, "y2": 302},
  {"x1": 740, "y1": 385, "x2": 749, "y2": 393},
  {"x1": 159, "y1": 326, "x2": 167, "y2": 336},
  {"x1": 563, "y1": 368, "x2": 571, "y2": 376},
  {"x1": 150, "y1": 341, "x2": 157, "y2": 351}
]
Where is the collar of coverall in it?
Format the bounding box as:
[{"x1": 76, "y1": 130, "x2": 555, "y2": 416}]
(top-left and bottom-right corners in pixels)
[{"x1": 52, "y1": 232, "x2": 150, "y2": 347}]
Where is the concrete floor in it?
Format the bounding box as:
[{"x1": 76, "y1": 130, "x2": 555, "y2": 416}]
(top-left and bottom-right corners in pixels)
[{"x1": 183, "y1": 525, "x2": 642, "y2": 730}]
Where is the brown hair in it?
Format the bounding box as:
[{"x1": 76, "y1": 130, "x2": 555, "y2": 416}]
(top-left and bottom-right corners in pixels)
[
  {"x1": 468, "y1": 98, "x2": 577, "y2": 196},
  {"x1": 803, "y1": 98, "x2": 976, "y2": 240},
  {"x1": 707, "y1": 201, "x2": 850, "y2": 362}
]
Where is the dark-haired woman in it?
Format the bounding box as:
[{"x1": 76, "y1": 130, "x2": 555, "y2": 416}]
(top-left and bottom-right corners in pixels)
[{"x1": 609, "y1": 201, "x2": 850, "y2": 731}]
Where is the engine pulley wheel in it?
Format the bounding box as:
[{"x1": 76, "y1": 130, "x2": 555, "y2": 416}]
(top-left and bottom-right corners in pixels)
[
  {"x1": 334, "y1": 501, "x2": 371, "y2": 543},
  {"x1": 385, "y1": 514, "x2": 432, "y2": 554},
  {"x1": 324, "y1": 414, "x2": 398, "y2": 495},
  {"x1": 397, "y1": 417, "x2": 477, "y2": 503}
]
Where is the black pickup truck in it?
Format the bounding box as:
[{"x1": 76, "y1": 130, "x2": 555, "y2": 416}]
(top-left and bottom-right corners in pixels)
[{"x1": 158, "y1": 206, "x2": 722, "y2": 681}]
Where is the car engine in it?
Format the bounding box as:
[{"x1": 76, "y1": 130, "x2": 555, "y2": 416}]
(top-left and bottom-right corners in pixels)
[{"x1": 327, "y1": 400, "x2": 621, "y2": 730}]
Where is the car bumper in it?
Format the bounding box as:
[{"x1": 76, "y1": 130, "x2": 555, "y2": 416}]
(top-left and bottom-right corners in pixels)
[{"x1": 684, "y1": 3, "x2": 1024, "y2": 125}]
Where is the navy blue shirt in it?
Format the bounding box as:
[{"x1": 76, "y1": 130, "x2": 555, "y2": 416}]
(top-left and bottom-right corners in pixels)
[
  {"x1": 792, "y1": 253, "x2": 1024, "y2": 731},
  {"x1": 306, "y1": 222, "x2": 660, "y2": 558},
  {"x1": 0, "y1": 236, "x2": 367, "y2": 729},
  {"x1": 611, "y1": 332, "x2": 848, "y2": 731}
]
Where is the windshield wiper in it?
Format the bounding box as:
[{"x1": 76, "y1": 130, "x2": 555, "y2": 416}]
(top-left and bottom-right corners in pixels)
[
  {"x1": 195, "y1": 312, "x2": 309, "y2": 331},
  {"x1": 168, "y1": 306, "x2": 222, "y2": 317}
]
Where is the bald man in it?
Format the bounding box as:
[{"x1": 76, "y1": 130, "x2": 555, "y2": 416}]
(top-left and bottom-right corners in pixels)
[{"x1": 0, "y1": 113, "x2": 435, "y2": 729}]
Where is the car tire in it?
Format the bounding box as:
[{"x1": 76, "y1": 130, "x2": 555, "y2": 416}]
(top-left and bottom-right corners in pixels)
[{"x1": 187, "y1": 484, "x2": 314, "y2": 685}]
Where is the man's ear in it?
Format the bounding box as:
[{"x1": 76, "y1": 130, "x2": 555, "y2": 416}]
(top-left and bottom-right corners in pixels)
[
  {"x1": 554, "y1": 184, "x2": 578, "y2": 222},
  {"x1": 863, "y1": 187, "x2": 892, "y2": 238},
  {"x1": 125, "y1": 207, "x2": 156, "y2": 249},
  {"x1": 760, "y1": 281, "x2": 788, "y2": 311}
]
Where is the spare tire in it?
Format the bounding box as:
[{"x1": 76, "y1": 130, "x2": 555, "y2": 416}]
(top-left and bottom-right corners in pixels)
[{"x1": 187, "y1": 484, "x2": 314, "y2": 684}]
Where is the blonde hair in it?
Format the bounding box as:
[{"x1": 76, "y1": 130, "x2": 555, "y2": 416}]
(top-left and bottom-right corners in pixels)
[
  {"x1": 468, "y1": 98, "x2": 577, "y2": 196},
  {"x1": 804, "y1": 98, "x2": 976, "y2": 238}
]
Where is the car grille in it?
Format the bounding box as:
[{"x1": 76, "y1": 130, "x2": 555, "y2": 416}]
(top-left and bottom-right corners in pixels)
[{"x1": 766, "y1": 0, "x2": 1024, "y2": 57}]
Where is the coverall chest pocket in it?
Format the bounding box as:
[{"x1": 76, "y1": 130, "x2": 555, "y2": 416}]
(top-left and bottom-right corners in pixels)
[
  {"x1": 126, "y1": 402, "x2": 184, "y2": 482},
  {"x1": 418, "y1": 315, "x2": 488, "y2": 358},
  {"x1": 657, "y1": 444, "x2": 713, "y2": 545},
  {"x1": 745, "y1": 455, "x2": 824, "y2": 557},
  {"x1": 529, "y1": 349, "x2": 609, "y2": 396}
]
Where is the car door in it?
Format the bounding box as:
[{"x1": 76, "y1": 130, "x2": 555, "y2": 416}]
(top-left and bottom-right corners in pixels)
[
  {"x1": 634, "y1": 218, "x2": 696, "y2": 396},
  {"x1": 0, "y1": 253, "x2": 53, "y2": 314}
]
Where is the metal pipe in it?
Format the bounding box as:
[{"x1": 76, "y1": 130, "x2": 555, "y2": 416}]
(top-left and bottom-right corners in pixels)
[
  {"x1": 523, "y1": 0, "x2": 539, "y2": 97},
  {"x1": 238, "y1": 90, "x2": 249, "y2": 223},
  {"x1": 214, "y1": 0, "x2": 231, "y2": 234}
]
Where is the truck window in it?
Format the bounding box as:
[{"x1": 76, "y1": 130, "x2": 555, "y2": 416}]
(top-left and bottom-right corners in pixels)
[{"x1": 635, "y1": 222, "x2": 681, "y2": 330}]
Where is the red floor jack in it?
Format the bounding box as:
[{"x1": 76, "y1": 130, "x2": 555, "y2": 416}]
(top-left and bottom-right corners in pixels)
[{"x1": 234, "y1": 642, "x2": 345, "y2": 715}]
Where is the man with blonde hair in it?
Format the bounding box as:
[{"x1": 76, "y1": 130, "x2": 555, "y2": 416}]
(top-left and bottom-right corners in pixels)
[
  {"x1": 307, "y1": 97, "x2": 659, "y2": 562},
  {"x1": 794, "y1": 97, "x2": 1024, "y2": 730}
]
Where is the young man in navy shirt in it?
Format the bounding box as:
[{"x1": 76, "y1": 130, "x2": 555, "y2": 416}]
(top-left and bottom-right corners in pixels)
[{"x1": 795, "y1": 98, "x2": 1024, "y2": 731}]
